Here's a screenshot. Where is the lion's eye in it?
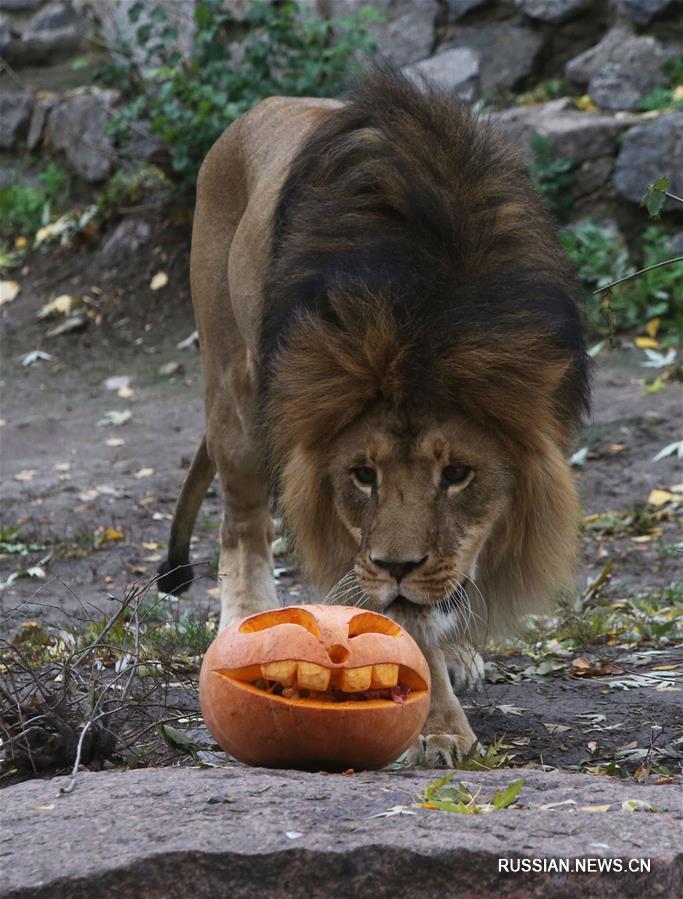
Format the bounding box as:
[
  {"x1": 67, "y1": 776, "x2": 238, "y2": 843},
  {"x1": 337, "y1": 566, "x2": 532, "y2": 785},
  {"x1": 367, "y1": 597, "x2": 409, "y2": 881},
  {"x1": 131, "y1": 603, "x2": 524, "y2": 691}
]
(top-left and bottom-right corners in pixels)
[
  {"x1": 353, "y1": 466, "x2": 377, "y2": 486},
  {"x1": 441, "y1": 465, "x2": 472, "y2": 487}
]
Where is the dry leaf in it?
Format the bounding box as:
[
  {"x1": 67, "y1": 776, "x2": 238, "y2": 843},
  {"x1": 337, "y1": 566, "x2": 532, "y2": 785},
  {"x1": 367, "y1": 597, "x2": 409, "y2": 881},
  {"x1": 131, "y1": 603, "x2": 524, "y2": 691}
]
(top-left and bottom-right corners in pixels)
[
  {"x1": 102, "y1": 527, "x2": 124, "y2": 542},
  {"x1": 0, "y1": 280, "x2": 20, "y2": 305},
  {"x1": 543, "y1": 723, "x2": 571, "y2": 734},
  {"x1": 142, "y1": 541, "x2": 160, "y2": 551},
  {"x1": 54, "y1": 462, "x2": 70, "y2": 472},
  {"x1": 13, "y1": 469, "x2": 36, "y2": 482},
  {"x1": 580, "y1": 804, "x2": 611, "y2": 812},
  {"x1": 134, "y1": 467, "x2": 154, "y2": 479},
  {"x1": 648, "y1": 489, "x2": 675, "y2": 506},
  {"x1": 117, "y1": 385, "x2": 135, "y2": 398},
  {"x1": 106, "y1": 437, "x2": 125, "y2": 447},
  {"x1": 608, "y1": 443, "x2": 625, "y2": 455},
  {"x1": 37, "y1": 294, "x2": 77, "y2": 319},
  {"x1": 644, "y1": 318, "x2": 661, "y2": 338},
  {"x1": 150, "y1": 271, "x2": 168, "y2": 291},
  {"x1": 635, "y1": 336, "x2": 659, "y2": 349}
]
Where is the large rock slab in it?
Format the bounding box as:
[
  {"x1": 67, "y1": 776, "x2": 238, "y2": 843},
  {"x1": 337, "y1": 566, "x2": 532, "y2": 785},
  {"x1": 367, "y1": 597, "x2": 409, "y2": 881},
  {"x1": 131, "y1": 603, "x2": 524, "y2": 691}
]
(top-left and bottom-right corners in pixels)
[
  {"x1": 1, "y1": 766, "x2": 681, "y2": 897},
  {"x1": 614, "y1": 111, "x2": 683, "y2": 205},
  {"x1": 328, "y1": 0, "x2": 439, "y2": 67}
]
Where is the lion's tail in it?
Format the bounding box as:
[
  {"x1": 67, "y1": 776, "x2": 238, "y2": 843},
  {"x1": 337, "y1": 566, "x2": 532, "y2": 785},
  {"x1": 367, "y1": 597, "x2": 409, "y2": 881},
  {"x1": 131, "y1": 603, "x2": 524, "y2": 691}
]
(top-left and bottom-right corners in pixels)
[{"x1": 156, "y1": 435, "x2": 216, "y2": 596}]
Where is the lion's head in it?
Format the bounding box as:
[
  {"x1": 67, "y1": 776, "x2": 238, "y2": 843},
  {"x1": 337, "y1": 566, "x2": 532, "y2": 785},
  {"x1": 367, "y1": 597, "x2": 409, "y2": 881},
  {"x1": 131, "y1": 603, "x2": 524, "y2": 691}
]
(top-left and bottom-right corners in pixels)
[{"x1": 260, "y1": 73, "x2": 588, "y2": 646}]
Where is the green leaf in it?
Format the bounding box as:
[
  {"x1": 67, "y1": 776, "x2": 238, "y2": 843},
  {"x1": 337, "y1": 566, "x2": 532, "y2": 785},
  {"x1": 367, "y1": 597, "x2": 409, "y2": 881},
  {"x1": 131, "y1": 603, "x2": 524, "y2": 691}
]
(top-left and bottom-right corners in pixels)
[{"x1": 492, "y1": 779, "x2": 524, "y2": 810}]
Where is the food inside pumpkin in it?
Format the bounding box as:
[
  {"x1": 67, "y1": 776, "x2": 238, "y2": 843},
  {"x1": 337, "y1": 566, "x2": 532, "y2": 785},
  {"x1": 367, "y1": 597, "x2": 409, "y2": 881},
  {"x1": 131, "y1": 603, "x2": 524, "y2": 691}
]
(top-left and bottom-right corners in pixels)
[{"x1": 219, "y1": 660, "x2": 425, "y2": 704}]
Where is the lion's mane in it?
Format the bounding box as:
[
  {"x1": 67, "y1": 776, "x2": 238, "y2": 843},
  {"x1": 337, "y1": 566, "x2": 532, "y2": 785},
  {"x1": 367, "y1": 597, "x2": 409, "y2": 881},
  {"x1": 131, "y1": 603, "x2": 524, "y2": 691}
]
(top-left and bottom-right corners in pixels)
[{"x1": 259, "y1": 72, "x2": 589, "y2": 636}]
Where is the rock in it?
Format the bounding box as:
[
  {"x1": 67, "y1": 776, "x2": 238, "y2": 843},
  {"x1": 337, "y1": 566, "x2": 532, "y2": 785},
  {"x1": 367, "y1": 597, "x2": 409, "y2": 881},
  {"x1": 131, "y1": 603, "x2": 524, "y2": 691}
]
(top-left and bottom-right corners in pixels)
[
  {"x1": 0, "y1": 0, "x2": 43, "y2": 9},
  {"x1": 367, "y1": 0, "x2": 440, "y2": 67},
  {"x1": 0, "y1": 13, "x2": 12, "y2": 55},
  {"x1": 617, "y1": 0, "x2": 678, "y2": 25},
  {"x1": 668, "y1": 231, "x2": 683, "y2": 254},
  {"x1": 494, "y1": 99, "x2": 636, "y2": 164},
  {"x1": 0, "y1": 91, "x2": 33, "y2": 149},
  {"x1": 44, "y1": 89, "x2": 118, "y2": 182},
  {"x1": 7, "y1": 0, "x2": 86, "y2": 66},
  {"x1": 404, "y1": 47, "x2": 479, "y2": 101},
  {"x1": 27, "y1": 92, "x2": 58, "y2": 151},
  {"x1": 1, "y1": 766, "x2": 681, "y2": 897},
  {"x1": 101, "y1": 218, "x2": 151, "y2": 260},
  {"x1": 565, "y1": 27, "x2": 679, "y2": 88},
  {"x1": 614, "y1": 112, "x2": 683, "y2": 206},
  {"x1": 442, "y1": 25, "x2": 543, "y2": 91},
  {"x1": 90, "y1": 0, "x2": 197, "y2": 65},
  {"x1": 446, "y1": 0, "x2": 490, "y2": 20},
  {"x1": 589, "y1": 61, "x2": 668, "y2": 111},
  {"x1": 514, "y1": 0, "x2": 590, "y2": 22}
]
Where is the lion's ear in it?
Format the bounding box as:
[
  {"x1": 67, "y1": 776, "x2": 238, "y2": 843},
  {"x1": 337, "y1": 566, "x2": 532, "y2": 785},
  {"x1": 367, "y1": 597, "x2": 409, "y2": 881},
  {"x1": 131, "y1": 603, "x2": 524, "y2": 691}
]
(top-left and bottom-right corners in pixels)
[
  {"x1": 477, "y1": 436, "x2": 580, "y2": 637},
  {"x1": 280, "y1": 444, "x2": 356, "y2": 591}
]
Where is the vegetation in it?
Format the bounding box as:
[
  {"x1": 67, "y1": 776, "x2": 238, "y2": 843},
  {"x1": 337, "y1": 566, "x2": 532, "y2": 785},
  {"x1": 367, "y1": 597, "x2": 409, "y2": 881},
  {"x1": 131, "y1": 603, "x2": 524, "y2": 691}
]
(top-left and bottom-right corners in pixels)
[
  {"x1": 528, "y1": 134, "x2": 575, "y2": 220},
  {"x1": 640, "y1": 55, "x2": 683, "y2": 111},
  {"x1": 0, "y1": 164, "x2": 68, "y2": 240},
  {"x1": 561, "y1": 220, "x2": 683, "y2": 342},
  {"x1": 105, "y1": 0, "x2": 381, "y2": 194}
]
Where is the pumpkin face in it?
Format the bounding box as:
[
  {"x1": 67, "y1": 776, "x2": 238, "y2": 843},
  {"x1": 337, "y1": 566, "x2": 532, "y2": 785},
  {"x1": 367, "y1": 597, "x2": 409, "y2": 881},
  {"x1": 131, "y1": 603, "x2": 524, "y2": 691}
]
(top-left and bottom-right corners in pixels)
[{"x1": 199, "y1": 604, "x2": 431, "y2": 770}]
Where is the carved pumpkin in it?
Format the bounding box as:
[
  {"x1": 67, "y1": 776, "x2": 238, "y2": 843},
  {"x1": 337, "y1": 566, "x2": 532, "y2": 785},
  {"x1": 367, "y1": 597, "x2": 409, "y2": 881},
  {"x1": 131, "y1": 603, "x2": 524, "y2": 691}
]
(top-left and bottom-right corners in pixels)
[{"x1": 199, "y1": 604, "x2": 431, "y2": 770}]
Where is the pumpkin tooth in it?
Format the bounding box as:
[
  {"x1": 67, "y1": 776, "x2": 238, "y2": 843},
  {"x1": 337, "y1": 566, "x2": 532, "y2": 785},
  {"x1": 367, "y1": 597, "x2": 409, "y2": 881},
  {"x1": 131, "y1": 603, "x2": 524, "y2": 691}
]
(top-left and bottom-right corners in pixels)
[
  {"x1": 370, "y1": 663, "x2": 398, "y2": 689},
  {"x1": 296, "y1": 662, "x2": 330, "y2": 691},
  {"x1": 338, "y1": 666, "x2": 372, "y2": 692},
  {"x1": 261, "y1": 660, "x2": 297, "y2": 686}
]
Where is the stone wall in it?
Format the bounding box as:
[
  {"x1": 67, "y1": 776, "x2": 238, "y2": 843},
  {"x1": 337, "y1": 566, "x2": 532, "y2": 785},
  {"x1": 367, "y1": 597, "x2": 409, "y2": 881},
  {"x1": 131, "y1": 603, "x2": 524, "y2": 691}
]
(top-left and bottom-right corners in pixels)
[{"x1": 1, "y1": 0, "x2": 682, "y2": 230}]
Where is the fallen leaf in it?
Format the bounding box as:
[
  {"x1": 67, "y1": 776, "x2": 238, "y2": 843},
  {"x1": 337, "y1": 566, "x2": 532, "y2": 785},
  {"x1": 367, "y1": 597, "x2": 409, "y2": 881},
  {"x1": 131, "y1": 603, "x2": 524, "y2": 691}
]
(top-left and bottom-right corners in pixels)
[
  {"x1": 101, "y1": 527, "x2": 124, "y2": 543},
  {"x1": 0, "y1": 280, "x2": 20, "y2": 305},
  {"x1": 15, "y1": 236, "x2": 28, "y2": 248},
  {"x1": 580, "y1": 805, "x2": 611, "y2": 812},
  {"x1": 150, "y1": 271, "x2": 168, "y2": 291},
  {"x1": 134, "y1": 467, "x2": 154, "y2": 479},
  {"x1": 608, "y1": 443, "x2": 625, "y2": 455},
  {"x1": 644, "y1": 317, "x2": 661, "y2": 338},
  {"x1": 543, "y1": 723, "x2": 571, "y2": 734},
  {"x1": 97, "y1": 410, "x2": 132, "y2": 427},
  {"x1": 159, "y1": 361, "x2": 181, "y2": 376},
  {"x1": 177, "y1": 330, "x2": 199, "y2": 350},
  {"x1": 37, "y1": 294, "x2": 77, "y2": 319},
  {"x1": 635, "y1": 336, "x2": 659, "y2": 349},
  {"x1": 106, "y1": 437, "x2": 125, "y2": 447},
  {"x1": 46, "y1": 313, "x2": 87, "y2": 338},
  {"x1": 285, "y1": 831, "x2": 303, "y2": 839},
  {"x1": 79, "y1": 489, "x2": 100, "y2": 502},
  {"x1": 104, "y1": 375, "x2": 131, "y2": 392},
  {"x1": 587, "y1": 741, "x2": 598, "y2": 752},
  {"x1": 653, "y1": 441, "x2": 683, "y2": 462},
  {"x1": 622, "y1": 799, "x2": 658, "y2": 813},
  {"x1": 651, "y1": 663, "x2": 679, "y2": 671},
  {"x1": 648, "y1": 489, "x2": 675, "y2": 506},
  {"x1": 20, "y1": 350, "x2": 53, "y2": 366},
  {"x1": 35, "y1": 804, "x2": 55, "y2": 811},
  {"x1": 13, "y1": 469, "x2": 36, "y2": 482}
]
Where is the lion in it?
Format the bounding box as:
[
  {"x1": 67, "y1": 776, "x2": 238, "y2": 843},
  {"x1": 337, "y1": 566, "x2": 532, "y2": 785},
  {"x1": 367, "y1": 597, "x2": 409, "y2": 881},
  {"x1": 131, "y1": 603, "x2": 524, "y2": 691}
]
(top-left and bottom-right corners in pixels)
[{"x1": 157, "y1": 72, "x2": 589, "y2": 767}]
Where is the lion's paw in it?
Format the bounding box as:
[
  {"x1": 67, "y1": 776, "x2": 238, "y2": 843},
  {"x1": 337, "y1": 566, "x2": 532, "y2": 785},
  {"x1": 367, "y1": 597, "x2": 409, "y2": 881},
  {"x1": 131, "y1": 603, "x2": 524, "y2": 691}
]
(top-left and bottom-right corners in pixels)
[{"x1": 407, "y1": 733, "x2": 483, "y2": 768}]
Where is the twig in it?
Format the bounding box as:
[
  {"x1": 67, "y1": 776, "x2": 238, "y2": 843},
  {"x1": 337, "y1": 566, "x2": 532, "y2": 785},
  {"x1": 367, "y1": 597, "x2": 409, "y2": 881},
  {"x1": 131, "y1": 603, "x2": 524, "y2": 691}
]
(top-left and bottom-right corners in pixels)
[{"x1": 593, "y1": 256, "x2": 683, "y2": 294}]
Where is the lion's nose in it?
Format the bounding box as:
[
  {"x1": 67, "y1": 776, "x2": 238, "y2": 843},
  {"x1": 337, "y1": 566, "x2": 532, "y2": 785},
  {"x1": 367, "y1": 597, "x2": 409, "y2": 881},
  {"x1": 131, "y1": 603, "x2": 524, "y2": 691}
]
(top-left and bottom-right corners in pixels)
[{"x1": 370, "y1": 555, "x2": 428, "y2": 583}]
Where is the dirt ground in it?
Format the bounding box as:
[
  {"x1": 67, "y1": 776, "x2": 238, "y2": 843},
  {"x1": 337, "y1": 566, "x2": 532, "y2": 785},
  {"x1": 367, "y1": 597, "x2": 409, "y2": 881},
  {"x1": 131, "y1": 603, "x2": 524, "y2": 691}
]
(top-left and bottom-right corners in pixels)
[{"x1": 1, "y1": 226, "x2": 682, "y2": 782}]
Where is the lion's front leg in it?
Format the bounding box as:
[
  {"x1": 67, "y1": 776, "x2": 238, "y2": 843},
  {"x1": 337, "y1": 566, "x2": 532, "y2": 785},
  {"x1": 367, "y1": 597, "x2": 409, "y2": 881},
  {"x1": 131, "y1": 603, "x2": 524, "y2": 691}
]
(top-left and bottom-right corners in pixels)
[
  {"x1": 208, "y1": 418, "x2": 278, "y2": 631},
  {"x1": 408, "y1": 644, "x2": 479, "y2": 767}
]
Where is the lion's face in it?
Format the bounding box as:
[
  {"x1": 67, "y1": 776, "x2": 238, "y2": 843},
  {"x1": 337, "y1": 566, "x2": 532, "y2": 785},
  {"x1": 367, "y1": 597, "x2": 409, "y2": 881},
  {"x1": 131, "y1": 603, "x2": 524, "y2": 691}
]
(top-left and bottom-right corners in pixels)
[{"x1": 327, "y1": 403, "x2": 514, "y2": 630}]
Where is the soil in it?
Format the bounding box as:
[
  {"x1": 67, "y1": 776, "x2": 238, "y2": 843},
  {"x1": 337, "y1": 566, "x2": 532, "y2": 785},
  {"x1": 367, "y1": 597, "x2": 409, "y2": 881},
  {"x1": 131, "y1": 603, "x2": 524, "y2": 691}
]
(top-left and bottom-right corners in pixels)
[{"x1": 1, "y1": 221, "x2": 682, "y2": 782}]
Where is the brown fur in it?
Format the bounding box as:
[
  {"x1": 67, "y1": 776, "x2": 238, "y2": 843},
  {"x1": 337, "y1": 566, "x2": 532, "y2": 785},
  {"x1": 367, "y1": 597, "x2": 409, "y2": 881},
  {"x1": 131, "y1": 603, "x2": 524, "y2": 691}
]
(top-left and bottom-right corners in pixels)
[{"x1": 159, "y1": 73, "x2": 589, "y2": 766}]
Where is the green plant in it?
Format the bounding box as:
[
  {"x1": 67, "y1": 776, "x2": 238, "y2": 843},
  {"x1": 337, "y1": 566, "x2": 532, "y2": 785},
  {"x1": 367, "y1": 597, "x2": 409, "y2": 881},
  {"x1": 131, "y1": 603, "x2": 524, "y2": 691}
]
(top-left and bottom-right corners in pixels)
[
  {"x1": 107, "y1": 0, "x2": 381, "y2": 195},
  {"x1": 528, "y1": 134, "x2": 575, "y2": 220},
  {"x1": 516, "y1": 78, "x2": 569, "y2": 106},
  {"x1": 561, "y1": 220, "x2": 683, "y2": 341},
  {"x1": 640, "y1": 55, "x2": 683, "y2": 111},
  {"x1": 0, "y1": 164, "x2": 68, "y2": 239}
]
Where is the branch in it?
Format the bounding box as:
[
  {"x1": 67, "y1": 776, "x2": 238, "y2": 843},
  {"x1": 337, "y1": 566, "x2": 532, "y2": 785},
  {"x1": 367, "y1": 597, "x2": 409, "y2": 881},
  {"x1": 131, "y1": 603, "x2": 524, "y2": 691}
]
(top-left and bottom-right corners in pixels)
[{"x1": 593, "y1": 256, "x2": 683, "y2": 295}]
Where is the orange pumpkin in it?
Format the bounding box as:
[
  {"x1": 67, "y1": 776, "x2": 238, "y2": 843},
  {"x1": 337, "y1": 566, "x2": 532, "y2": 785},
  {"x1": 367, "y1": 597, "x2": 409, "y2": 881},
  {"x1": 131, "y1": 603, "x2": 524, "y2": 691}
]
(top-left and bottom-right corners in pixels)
[{"x1": 199, "y1": 604, "x2": 431, "y2": 770}]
